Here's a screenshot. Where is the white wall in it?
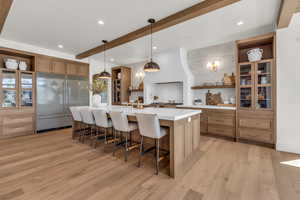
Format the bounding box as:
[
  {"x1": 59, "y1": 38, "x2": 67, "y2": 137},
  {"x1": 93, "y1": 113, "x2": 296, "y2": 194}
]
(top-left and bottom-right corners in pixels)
[
  {"x1": 143, "y1": 48, "x2": 194, "y2": 105},
  {"x1": 276, "y1": 13, "x2": 300, "y2": 154},
  {"x1": 188, "y1": 42, "x2": 236, "y2": 104}
]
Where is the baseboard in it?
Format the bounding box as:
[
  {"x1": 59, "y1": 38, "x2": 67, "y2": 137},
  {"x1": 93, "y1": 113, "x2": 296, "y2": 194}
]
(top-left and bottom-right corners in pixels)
[{"x1": 276, "y1": 143, "x2": 300, "y2": 155}]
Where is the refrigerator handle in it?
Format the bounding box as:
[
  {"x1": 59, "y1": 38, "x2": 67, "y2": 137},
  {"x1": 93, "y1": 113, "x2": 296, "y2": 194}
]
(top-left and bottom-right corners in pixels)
[{"x1": 65, "y1": 78, "x2": 69, "y2": 114}]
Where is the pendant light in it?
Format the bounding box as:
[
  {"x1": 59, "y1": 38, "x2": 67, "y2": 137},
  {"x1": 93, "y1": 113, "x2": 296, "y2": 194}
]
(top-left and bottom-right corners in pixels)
[
  {"x1": 144, "y1": 19, "x2": 160, "y2": 72},
  {"x1": 96, "y1": 40, "x2": 111, "y2": 79}
]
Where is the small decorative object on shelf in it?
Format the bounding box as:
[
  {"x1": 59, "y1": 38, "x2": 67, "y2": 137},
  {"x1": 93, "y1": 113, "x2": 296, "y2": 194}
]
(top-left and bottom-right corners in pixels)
[
  {"x1": 4, "y1": 58, "x2": 19, "y2": 70},
  {"x1": 206, "y1": 90, "x2": 223, "y2": 105},
  {"x1": 19, "y1": 61, "x2": 28, "y2": 71},
  {"x1": 223, "y1": 73, "x2": 235, "y2": 86},
  {"x1": 247, "y1": 48, "x2": 263, "y2": 62}
]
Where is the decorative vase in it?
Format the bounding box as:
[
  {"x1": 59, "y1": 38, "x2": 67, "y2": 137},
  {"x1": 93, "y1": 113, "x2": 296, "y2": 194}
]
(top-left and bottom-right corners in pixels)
[{"x1": 19, "y1": 61, "x2": 28, "y2": 71}]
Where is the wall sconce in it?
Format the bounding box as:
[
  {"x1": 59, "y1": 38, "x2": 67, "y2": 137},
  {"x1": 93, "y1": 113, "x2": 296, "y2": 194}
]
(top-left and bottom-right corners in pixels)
[
  {"x1": 135, "y1": 72, "x2": 145, "y2": 79},
  {"x1": 207, "y1": 61, "x2": 220, "y2": 72}
]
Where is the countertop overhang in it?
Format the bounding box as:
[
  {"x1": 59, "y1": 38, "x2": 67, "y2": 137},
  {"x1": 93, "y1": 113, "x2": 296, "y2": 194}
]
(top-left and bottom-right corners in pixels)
[
  {"x1": 176, "y1": 105, "x2": 236, "y2": 110},
  {"x1": 90, "y1": 106, "x2": 201, "y2": 121}
]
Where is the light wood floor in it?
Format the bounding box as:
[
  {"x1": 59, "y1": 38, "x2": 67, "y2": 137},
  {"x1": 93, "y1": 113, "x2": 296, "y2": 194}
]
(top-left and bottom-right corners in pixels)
[{"x1": 1, "y1": 129, "x2": 300, "y2": 200}]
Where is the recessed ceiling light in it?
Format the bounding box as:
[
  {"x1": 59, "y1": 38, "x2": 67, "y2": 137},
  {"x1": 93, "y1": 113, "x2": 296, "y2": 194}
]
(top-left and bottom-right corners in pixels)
[
  {"x1": 98, "y1": 20, "x2": 105, "y2": 25},
  {"x1": 110, "y1": 58, "x2": 114, "y2": 62},
  {"x1": 153, "y1": 46, "x2": 157, "y2": 50},
  {"x1": 58, "y1": 44, "x2": 63, "y2": 49},
  {"x1": 237, "y1": 21, "x2": 244, "y2": 26}
]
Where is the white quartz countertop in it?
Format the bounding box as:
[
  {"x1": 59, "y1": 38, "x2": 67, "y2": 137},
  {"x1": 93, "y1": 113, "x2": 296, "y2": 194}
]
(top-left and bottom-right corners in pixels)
[
  {"x1": 90, "y1": 106, "x2": 202, "y2": 121},
  {"x1": 176, "y1": 105, "x2": 236, "y2": 110}
]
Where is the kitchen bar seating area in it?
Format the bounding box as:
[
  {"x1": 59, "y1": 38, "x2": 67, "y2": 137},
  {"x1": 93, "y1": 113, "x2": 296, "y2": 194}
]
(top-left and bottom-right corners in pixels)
[
  {"x1": 1, "y1": 0, "x2": 300, "y2": 200},
  {"x1": 70, "y1": 106, "x2": 201, "y2": 177}
]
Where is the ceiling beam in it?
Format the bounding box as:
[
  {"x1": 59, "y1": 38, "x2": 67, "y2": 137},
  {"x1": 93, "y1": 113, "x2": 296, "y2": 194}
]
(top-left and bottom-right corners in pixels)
[
  {"x1": 0, "y1": 0, "x2": 13, "y2": 34},
  {"x1": 277, "y1": 0, "x2": 299, "y2": 29},
  {"x1": 76, "y1": 0, "x2": 240, "y2": 59}
]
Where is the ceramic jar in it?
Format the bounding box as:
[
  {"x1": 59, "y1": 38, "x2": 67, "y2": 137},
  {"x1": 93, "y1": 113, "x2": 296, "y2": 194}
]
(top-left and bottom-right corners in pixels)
[{"x1": 19, "y1": 61, "x2": 28, "y2": 71}]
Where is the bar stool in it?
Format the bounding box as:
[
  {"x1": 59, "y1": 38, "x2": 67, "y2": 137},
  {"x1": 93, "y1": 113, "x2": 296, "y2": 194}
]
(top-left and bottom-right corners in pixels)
[
  {"x1": 69, "y1": 106, "x2": 83, "y2": 140},
  {"x1": 92, "y1": 109, "x2": 113, "y2": 148},
  {"x1": 109, "y1": 111, "x2": 138, "y2": 162},
  {"x1": 80, "y1": 108, "x2": 96, "y2": 144},
  {"x1": 136, "y1": 113, "x2": 169, "y2": 175}
]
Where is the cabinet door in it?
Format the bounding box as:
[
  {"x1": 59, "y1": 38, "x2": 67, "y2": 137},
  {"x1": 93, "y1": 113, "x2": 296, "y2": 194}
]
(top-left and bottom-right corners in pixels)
[
  {"x1": 66, "y1": 63, "x2": 77, "y2": 75},
  {"x1": 77, "y1": 64, "x2": 89, "y2": 77},
  {"x1": 36, "y1": 56, "x2": 52, "y2": 72},
  {"x1": 19, "y1": 72, "x2": 34, "y2": 108},
  {"x1": 0, "y1": 70, "x2": 18, "y2": 108},
  {"x1": 238, "y1": 63, "x2": 254, "y2": 109},
  {"x1": 255, "y1": 60, "x2": 273, "y2": 110},
  {"x1": 52, "y1": 60, "x2": 66, "y2": 74}
]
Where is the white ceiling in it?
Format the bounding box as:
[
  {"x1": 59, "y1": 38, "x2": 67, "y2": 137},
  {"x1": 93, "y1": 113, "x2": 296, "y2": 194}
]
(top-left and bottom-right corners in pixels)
[{"x1": 1, "y1": 0, "x2": 280, "y2": 64}]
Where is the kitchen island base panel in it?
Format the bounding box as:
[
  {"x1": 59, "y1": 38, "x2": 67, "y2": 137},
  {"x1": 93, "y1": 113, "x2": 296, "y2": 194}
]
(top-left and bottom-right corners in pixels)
[
  {"x1": 108, "y1": 113, "x2": 201, "y2": 179},
  {"x1": 170, "y1": 114, "x2": 201, "y2": 178}
]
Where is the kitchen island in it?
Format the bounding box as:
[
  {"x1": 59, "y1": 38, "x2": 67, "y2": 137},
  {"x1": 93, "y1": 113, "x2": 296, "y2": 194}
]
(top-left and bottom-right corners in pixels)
[{"x1": 91, "y1": 106, "x2": 202, "y2": 179}]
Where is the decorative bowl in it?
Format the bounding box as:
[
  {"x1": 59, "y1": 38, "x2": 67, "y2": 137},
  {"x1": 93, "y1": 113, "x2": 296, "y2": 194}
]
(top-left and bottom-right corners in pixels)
[{"x1": 5, "y1": 59, "x2": 19, "y2": 70}]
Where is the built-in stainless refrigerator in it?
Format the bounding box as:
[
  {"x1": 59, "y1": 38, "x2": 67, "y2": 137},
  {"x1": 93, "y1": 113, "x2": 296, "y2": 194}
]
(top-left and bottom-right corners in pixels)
[{"x1": 36, "y1": 72, "x2": 89, "y2": 131}]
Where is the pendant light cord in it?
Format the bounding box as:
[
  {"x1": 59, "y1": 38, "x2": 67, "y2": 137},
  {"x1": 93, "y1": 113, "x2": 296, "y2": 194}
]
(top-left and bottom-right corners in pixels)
[
  {"x1": 150, "y1": 22, "x2": 153, "y2": 61},
  {"x1": 104, "y1": 43, "x2": 106, "y2": 71}
]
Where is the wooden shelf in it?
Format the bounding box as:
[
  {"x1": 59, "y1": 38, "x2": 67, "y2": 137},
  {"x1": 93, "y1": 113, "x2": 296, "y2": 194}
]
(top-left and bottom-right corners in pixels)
[
  {"x1": 129, "y1": 89, "x2": 143, "y2": 92},
  {"x1": 191, "y1": 85, "x2": 235, "y2": 90},
  {"x1": 257, "y1": 84, "x2": 272, "y2": 87},
  {"x1": 240, "y1": 85, "x2": 252, "y2": 88}
]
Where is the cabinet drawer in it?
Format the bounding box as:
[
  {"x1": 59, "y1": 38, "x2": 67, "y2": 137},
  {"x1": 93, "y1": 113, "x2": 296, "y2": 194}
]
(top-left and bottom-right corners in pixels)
[
  {"x1": 239, "y1": 118, "x2": 272, "y2": 130},
  {"x1": 208, "y1": 117, "x2": 234, "y2": 126},
  {"x1": 2, "y1": 114, "x2": 34, "y2": 126},
  {"x1": 239, "y1": 128, "x2": 274, "y2": 144},
  {"x1": 2, "y1": 123, "x2": 33, "y2": 136},
  {"x1": 208, "y1": 125, "x2": 235, "y2": 137}
]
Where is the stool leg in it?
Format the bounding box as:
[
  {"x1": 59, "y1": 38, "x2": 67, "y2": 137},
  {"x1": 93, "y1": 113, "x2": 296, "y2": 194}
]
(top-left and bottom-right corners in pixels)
[
  {"x1": 155, "y1": 139, "x2": 160, "y2": 175},
  {"x1": 104, "y1": 128, "x2": 107, "y2": 144},
  {"x1": 138, "y1": 135, "x2": 144, "y2": 167},
  {"x1": 113, "y1": 130, "x2": 117, "y2": 156},
  {"x1": 124, "y1": 132, "x2": 128, "y2": 162}
]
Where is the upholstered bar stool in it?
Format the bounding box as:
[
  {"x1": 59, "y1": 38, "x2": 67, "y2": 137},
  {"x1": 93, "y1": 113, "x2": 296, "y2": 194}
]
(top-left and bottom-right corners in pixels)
[
  {"x1": 80, "y1": 108, "x2": 96, "y2": 144},
  {"x1": 109, "y1": 111, "x2": 138, "y2": 162},
  {"x1": 92, "y1": 109, "x2": 113, "y2": 148},
  {"x1": 69, "y1": 106, "x2": 83, "y2": 140},
  {"x1": 136, "y1": 113, "x2": 169, "y2": 175}
]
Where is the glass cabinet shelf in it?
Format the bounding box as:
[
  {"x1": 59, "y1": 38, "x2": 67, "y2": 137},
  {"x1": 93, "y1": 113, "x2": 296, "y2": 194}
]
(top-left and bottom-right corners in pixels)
[{"x1": 238, "y1": 60, "x2": 273, "y2": 110}]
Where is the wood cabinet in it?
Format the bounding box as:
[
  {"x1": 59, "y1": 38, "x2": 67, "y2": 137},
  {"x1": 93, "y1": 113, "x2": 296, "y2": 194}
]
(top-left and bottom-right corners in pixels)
[
  {"x1": 179, "y1": 107, "x2": 236, "y2": 139},
  {"x1": 52, "y1": 60, "x2": 66, "y2": 74},
  {"x1": 236, "y1": 33, "x2": 276, "y2": 145},
  {"x1": 36, "y1": 57, "x2": 89, "y2": 77},
  {"x1": 112, "y1": 66, "x2": 131, "y2": 105},
  {"x1": 0, "y1": 69, "x2": 36, "y2": 139},
  {"x1": 36, "y1": 56, "x2": 52, "y2": 72}
]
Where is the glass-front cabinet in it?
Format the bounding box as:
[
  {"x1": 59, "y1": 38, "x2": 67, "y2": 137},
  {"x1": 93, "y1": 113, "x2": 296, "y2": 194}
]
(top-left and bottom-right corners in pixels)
[
  {"x1": 20, "y1": 72, "x2": 34, "y2": 107},
  {"x1": 1, "y1": 70, "x2": 18, "y2": 108},
  {"x1": 0, "y1": 69, "x2": 35, "y2": 109},
  {"x1": 238, "y1": 60, "x2": 274, "y2": 110}
]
